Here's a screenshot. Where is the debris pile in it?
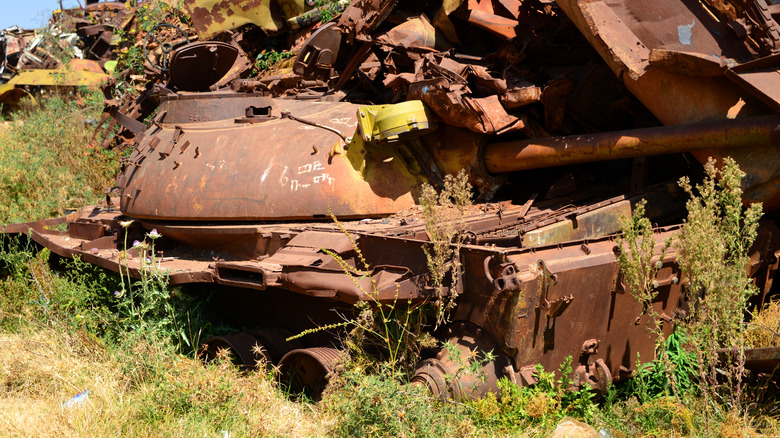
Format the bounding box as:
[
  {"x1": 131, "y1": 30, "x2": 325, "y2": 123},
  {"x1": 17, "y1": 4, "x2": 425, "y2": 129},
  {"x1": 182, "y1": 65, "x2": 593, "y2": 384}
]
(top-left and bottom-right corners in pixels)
[
  {"x1": 91, "y1": 0, "x2": 657, "y2": 152},
  {"x1": 0, "y1": 0, "x2": 196, "y2": 113}
]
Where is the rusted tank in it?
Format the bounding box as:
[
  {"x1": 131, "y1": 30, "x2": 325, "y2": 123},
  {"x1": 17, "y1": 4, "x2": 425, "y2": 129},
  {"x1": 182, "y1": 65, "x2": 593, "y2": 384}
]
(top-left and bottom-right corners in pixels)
[{"x1": 6, "y1": 0, "x2": 780, "y2": 400}]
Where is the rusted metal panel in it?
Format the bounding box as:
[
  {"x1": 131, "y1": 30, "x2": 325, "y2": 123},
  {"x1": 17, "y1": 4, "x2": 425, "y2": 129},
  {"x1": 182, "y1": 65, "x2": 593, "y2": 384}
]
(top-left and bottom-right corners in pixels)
[
  {"x1": 336, "y1": 0, "x2": 396, "y2": 42},
  {"x1": 456, "y1": 228, "x2": 684, "y2": 387},
  {"x1": 293, "y1": 22, "x2": 343, "y2": 81},
  {"x1": 184, "y1": 0, "x2": 311, "y2": 38},
  {"x1": 719, "y1": 346, "x2": 780, "y2": 374},
  {"x1": 120, "y1": 94, "x2": 426, "y2": 220},
  {"x1": 555, "y1": 0, "x2": 780, "y2": 210},
  {"x1": 168, "y1": 42, "x2": 239, "y2": 91},
  {"x1": 726, "y1": 53, "x2": 780, "y2": 112},
  {"x1": 521, "y1": 201, "x2": 631, "y2": 248}
]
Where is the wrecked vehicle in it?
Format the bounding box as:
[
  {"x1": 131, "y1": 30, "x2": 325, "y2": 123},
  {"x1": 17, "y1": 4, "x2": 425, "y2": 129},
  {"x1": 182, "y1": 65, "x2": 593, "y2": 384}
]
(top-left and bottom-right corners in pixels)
[{"x1": 5, "y1": 0, "x2": 780, "y2": 400}]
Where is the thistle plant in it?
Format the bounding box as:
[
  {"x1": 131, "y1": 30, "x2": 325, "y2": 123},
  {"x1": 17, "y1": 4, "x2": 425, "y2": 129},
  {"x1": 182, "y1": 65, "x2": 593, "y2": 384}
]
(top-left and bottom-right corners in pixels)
[{"x1": 115, "y1": 223, "x2": 186, "y2": 349}]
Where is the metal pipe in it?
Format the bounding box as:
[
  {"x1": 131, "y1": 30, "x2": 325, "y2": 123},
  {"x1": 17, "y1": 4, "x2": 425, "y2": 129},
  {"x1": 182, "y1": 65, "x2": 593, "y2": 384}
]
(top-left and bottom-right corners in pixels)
[{"x1": 483, "y1": 115, "x2": 780, "y2": 174}]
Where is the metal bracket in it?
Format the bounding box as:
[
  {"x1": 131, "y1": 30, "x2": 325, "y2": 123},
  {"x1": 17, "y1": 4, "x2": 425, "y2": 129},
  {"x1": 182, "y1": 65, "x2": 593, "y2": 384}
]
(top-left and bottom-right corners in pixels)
[{"x1": 484, "y1": 254, "x2": 521, "y2": 291}]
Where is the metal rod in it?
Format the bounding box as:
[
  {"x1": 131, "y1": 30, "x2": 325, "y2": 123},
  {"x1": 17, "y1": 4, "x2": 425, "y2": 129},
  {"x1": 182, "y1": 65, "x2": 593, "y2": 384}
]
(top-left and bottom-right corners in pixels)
[
  {"x1": 483, "y1": 115, "x2": 780, "y2": 174},
  {"x1": 280, "y1": 110, "x2": 348, "y2": 142}
]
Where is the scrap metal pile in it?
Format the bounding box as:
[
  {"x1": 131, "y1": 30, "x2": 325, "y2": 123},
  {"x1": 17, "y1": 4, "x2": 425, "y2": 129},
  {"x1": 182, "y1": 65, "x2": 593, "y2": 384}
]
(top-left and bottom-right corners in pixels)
[
  {"x1": 0, "y1": 3, "x2": 127, "y2": 110},
  {"x1": 0, "y1": 1, "x2": 201, "y2": 113},
  {"x1": 6, "y1": 0, "x2": 780, "y2": 399}
]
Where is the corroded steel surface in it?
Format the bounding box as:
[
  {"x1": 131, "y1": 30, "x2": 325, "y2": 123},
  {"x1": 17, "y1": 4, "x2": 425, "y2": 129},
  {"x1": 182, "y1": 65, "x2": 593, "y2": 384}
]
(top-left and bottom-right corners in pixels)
[
  {"x1": 185, "y1": 0, "x2": 312, "y2": 38},
  {"x1": 118, "y1": 94, "x2": 425, "y2": 220},
  {"x1": 555, "y1": 0, "x2": 780, "y2": 209},
  {"x1": 484, "y1": 115, "x2": 780, "y2": 173}
]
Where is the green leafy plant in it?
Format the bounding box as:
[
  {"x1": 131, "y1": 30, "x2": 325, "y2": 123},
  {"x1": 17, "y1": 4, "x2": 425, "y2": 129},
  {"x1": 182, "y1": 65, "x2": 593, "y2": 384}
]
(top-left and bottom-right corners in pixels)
[
  {"x1": 252, "y1": 49, "x2": 295, "y2": 75},
  {"x1": 468, "y1": 359, "x2": 596, "y2": 434},
  {"x1": 615, "y1": 199, "x2": 672, "y2": 310},
  {"x1": 314, "y1": 0, "x2": 342, "y2": 23},
  {"x1": 113, "y1": 0, "x2": 192, "y2": 79},
  {"x1": 309, "y1": 212, "x2": 429, "y2": 378},
  {"x1": 615, "y1": 157, "x2": 764, "y2": 434},
  {"x1": 0, "y1": 95, "x2": 118, "y2": 223},
  {"x1": 615, "y1": 199, "x2": 685, "y2": 399},
  {"x1": 623, "y1": 330, "x2": 698, "y2": 402},
  {"x1": 323, "y1": 364, "x2": 473, "y2": 438},
  {"x1": 114, "y1": 225, "x2": 201, "y2": 354}
]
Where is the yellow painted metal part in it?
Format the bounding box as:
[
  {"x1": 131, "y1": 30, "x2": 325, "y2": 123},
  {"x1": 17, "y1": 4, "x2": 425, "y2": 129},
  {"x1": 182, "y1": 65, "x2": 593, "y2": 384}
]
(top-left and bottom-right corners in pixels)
[
  {"x1": 356, "y1": 100, "x2": 437, "y2": 143},
  {"x1": 0, "y1": 84, "x2": 36, "y2": 109},
  {"x1": 68, "y1": 59, "x2": 106, "y2": 74},
  {"x1": 522, "y1": 201, "x2": 632, "y2": 248},
  {"x1": 184, "y1": 0, "x2": 312, "y2": 39},
  {"x1": 8, "y1": 68, "x2": 108, "y2": 87}
]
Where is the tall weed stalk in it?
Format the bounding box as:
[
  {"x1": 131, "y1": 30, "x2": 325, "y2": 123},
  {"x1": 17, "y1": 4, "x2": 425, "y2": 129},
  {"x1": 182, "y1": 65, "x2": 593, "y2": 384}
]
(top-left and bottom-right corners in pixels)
[
  {"x1": 617, "y1": 157, "x2": 762, "y2": 427},
  {"x1": 419, "y1": 170, "x2": 473, "y2": 328},
  {"x1": 677, "y1": 157, "x2": 762, "y2": 412}
]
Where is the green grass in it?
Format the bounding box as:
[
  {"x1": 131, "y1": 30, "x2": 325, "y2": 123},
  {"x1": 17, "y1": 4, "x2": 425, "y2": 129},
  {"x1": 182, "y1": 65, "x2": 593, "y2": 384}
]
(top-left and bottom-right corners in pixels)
[{"x1": 0, "y1": 92, "x2": 118, "y2": 224}]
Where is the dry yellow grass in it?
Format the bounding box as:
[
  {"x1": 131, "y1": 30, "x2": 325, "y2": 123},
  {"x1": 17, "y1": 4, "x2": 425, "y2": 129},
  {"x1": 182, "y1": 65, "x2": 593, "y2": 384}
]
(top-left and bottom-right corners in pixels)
[
  {"x1": 0, "y1": 325, "x2": 332, "y2": 437},
  {"x1": 747, "y1": 297, "x2": 780, "y2": 348}
]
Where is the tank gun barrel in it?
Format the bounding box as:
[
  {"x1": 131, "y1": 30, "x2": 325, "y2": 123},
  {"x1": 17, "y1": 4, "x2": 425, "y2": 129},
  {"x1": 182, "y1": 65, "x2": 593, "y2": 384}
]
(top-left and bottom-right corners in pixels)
[{"x1": 483, "y1": 115, "x2": 780, "y2": 174}]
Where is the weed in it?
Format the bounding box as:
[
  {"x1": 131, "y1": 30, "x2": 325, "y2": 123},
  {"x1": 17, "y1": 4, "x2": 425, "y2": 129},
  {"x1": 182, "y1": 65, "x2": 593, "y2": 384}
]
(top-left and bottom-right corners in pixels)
[
  {"x1": 676, "y1": 157, "x2": 762, "y2": 411},
  {"x1": 315, "y1": 0, "x2": 342, "y2": 23},
  {"x1": 306, "y1": 173, "x2": 472, "y2": 381},
  {"x1": 133, "y1": 0, "x2": 191, "y2": 33},
  {"x1": 0, "y1": 95, "x2": 118, "y2": 223},
  {"x1": 114, "y1": 226, "x2": 210, "y2": 355},
  {"x1": 323, "y1": 365, "x2": 473, "y2": 438},
  {"x1": 615, "y1": 157, "x2": 766, "y2": 435},
  {"x1": 614, "y1": 198, "x2": 689, "y2": 401},
  {"x1": 615, "y1": 199, "x2": 672, "y2": 310},
  {"x1": 437, "y1": 339, "x2": 497, "y2": 398},
  {"x1": 622, "y1": 331, "x2": 698, "y2": 402},
  {"x1": 314, "y1": 212, "x2": 428, "y2": 377},
  {"x1": 252, "y1": 49, "x2": 295, "y2": 75},
  {"x1": 419, "y1": 170, "x2": 473, "y2": 327},
  {"x1": 746, "y1": 296, "x2": 780, "y2": 348},
  {"x1": 468, "y1": 359, "x2": 597, "y2": 434},
  {"x1": 112, "y1": 0, "x2": 191, "y2": 78}
]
